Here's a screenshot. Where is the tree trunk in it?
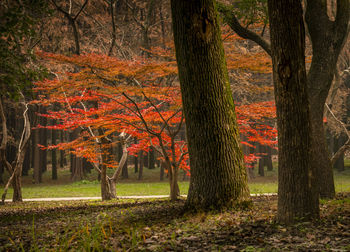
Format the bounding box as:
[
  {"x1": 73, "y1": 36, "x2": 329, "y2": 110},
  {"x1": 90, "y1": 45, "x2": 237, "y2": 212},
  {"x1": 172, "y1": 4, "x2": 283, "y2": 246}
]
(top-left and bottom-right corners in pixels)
[
  {"x1": 0, "y1": 165, "x2": 3, "y2": 184},
  {"x1": 218, "y1": 0, "x2": 349, "y2": 200},
  {"x1": 138, "y1": 151, "x2": 143, "y2": 180},
  {"x1": 71, "y1": 155, "x2": 83, "y2": 181},
  {"x1": 33, "y1": 129, "x2": 42, "y2": 184},
  {"x1": 305, "y1": 0, "x2": 349, "y2": 199},
  {"x1": 101, "y1": 164, "x2": 112, "y2": 201},
  {"x1": 258, "y1": 144, "x2": 265, "y2": 177},
  {"x1": 171, "y1": 0, "x2": 250, "y2": 210},
  {"x1": 160, "y1": 161, "x2": 164, "y2": 181},
  {"x1": 51, "y1": 122, "x2": 57, "y2": 180},
  {"x1": 334, "y1": 134, "x2": 346, "y2": 172},
  {"x1": 134, "y1": 155, "x2": 138, "y2": 173},
  {"x1": 266, "y1": 146, "x2": 273, "y2": 171},
  {"x1": 167, "y1": 162, "x2": 180, "y2": 201},
  {"x1": 22, "y1": 143, "x2": 30, "y2": 176},
  {"x1": 12, "y1": 162, "x2": 23, "y2": 202},
  {"x1": 39, "y1": 107, "x2": 47, "y2": 174},
  {"x1": 69, "y1": 129, "x2": 83, "y2": 181},
  {"x1": 148, "y1": 146, "x2": 155, "y2": 169},
  {"x1": 60, "y1": 130, "x2": 66, "y2": 168},
  {"x1": 134, "y1": 139, "x2": 138, "y2": 173},
  {"x1": 268, "y1": 0, "x2": 319, "y2": 223}
]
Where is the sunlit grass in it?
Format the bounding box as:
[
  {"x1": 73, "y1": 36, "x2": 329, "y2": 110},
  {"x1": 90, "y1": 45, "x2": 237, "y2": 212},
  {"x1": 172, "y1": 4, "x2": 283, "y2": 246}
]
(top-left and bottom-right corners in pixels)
[{"x1": 4, "y1": 160, "x2": 350, "y2": 199}]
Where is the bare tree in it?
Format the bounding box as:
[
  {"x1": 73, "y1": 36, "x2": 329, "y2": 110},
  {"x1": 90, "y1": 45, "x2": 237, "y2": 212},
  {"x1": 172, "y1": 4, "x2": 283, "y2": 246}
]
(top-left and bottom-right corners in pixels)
[{"x1": 1, "y1": 95, "x2": 31, "y2": 204}]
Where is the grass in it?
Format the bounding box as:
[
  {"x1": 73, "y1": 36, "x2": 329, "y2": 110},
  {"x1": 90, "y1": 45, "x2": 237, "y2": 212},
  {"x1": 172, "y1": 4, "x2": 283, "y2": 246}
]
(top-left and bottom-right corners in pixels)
[{"x1": 2, "y1": 160, "x2": 350, "y2": 199}]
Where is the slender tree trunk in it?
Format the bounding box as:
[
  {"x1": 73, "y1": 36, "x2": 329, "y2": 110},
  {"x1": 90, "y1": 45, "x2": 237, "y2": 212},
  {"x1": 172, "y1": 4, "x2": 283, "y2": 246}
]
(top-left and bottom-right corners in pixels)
[
  {"x1": 51, "y1": 122, "x2": 57, "y2": 180},
  {"x1": 134, "y1": 154, "x2": 138, "y2": 173},
  {"x1": 33, "y1": 129, "x2": 42, "y2": 184},
  {"x1": 258, "y1": 144, "x2": 265, "y2": 177},
  {"x1": 138, "y1": 150, "x2": 143, "y2": 180},
  {"x1": 60, "y1": 130, "x2": 66, "y2": 168},
  {"x1": 160, "y1": 161, "x2": 164, "y2": 181},
  {"x1": 334, "y1": 134, "x2": 346, "y2": 172},
  {"x1": 148, "y1": 146, "x2": 155, "y2": 169},
  {"x1": 266, "y1": 146, "x2": 273, "y2": 171},
  {"x1": 39, "y1": 107, "x2": 47, "y2": 174},
  {"x1": 0, "y1": 165, "x2": 3, "y2": 184},
  {"x1": 167, "y1": 162, "x2": 180, "y2": 201},
  {"x1": 268, "y1": 0, "x2": 319, "y2": 223},
  {"x1": 171, "y1": 0, "x2": 250, "y2": 210},
  {"x1": 101, "y1": 164, "x2": 111, "y2": 201},
  {"x1": 22, "y1": 143, "x2": 30, "y2": 176}
]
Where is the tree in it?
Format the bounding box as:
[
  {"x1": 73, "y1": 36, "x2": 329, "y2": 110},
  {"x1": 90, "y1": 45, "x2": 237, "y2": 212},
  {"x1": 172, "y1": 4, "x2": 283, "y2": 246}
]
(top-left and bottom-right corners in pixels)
[
  {"x1": 33, "y1": 52, "x2": 189, "y2": 201},
  {"x1": 51, "y1": 0, "x2": 89, "y2": 55},
  {"x1": 35, "y1": 48, "x2": 276, "y2": 201},
  {"x1": 171, "y1": 0, "x2": 250, "y2": 210},
  {"x1": 305, "y1": 0, "x2": 349, "y2": 198},
  {"x1": 218, "y1": 0, "x2": 350, "y2": 199},
  {"x1": 0, "y1": 0, "x2": 47, "y2": 203},
  {"x1": 268, "y1": 0, "x2": 319, "y2": 223}
]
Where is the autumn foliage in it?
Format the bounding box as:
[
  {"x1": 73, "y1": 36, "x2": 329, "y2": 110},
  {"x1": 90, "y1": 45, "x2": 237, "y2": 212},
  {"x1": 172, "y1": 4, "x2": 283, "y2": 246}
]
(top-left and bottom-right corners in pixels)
[{"x1": 33, "y1": 48, "x2": 276, "y2": 198}]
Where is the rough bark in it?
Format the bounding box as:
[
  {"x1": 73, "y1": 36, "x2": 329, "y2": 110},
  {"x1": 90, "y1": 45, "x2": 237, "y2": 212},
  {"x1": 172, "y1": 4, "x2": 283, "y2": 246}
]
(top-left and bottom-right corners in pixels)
[
  {"x1": 171, "y1": 0, "x2": 250, "y2": 210},
  {"x1": 268, "y1": 0, "x2": 319, "y2": 223},
  {"x1": 305, "y1": 0, "x2": 349, "y2": 198},
  {"x1": 218, "y1": 0, "x2": 349, "y2": 199}
]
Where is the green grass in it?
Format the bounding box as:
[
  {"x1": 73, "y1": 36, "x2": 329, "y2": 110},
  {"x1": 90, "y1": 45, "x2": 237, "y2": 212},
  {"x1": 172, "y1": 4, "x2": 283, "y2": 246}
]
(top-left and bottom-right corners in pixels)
[{"x1": 3, "y1": 161, "x2": 350, "y2": 199}]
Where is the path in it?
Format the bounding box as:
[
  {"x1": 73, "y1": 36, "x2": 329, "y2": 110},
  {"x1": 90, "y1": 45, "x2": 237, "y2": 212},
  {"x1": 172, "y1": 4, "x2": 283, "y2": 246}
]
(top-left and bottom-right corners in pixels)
[{"x1": 4, "y1": 193, "x2": 277, "y2": 202}]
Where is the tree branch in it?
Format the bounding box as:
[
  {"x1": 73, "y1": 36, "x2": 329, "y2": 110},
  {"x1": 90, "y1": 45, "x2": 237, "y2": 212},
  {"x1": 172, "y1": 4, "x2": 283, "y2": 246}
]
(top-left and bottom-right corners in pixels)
[
  {"x1": 325, "y1": 103, "x2": 350, "y2": 165},
  {"x1": 216, "y1": 1, "x2": 271, "y2": 56}
]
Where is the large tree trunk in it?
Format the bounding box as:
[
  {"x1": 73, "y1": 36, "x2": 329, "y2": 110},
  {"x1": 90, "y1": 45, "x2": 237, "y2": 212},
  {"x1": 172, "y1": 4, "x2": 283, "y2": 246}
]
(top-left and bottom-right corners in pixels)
[
  {"x1": 268, "y1": 0, "x2": 319, "y2": 223},
  {"x1": 305, "y1": 0, "x2": 349, "y2": 199},
  {"x1": 171, "y1": 0, "x2": 250, "y2": 210},
  {"x1": 218, "y1": 0, "x2": 349, "y2": 200}
]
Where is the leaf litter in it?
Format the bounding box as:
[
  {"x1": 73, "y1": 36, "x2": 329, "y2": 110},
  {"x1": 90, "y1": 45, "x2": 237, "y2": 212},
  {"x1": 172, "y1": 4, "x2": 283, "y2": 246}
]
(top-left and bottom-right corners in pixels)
[{"x1": 0, "y1": 193, "x2": 349, "y2": 251}]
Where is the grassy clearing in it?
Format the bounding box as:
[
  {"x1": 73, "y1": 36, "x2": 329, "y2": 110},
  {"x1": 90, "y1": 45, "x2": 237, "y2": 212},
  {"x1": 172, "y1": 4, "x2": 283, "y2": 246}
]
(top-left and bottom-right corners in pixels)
[{"x1": 3, "y1": 161, "x2": 350, "y2": 199}]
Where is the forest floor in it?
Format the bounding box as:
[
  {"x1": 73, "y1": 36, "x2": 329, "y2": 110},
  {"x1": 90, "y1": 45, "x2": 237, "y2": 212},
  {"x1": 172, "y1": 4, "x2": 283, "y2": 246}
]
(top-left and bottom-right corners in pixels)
[{"x1": 0, "y1": 193, "x2": 349, "y2": 251}]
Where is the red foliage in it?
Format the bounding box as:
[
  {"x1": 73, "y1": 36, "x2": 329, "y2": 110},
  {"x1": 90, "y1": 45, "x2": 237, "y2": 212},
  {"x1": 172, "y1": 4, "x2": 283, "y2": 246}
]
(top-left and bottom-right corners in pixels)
[{"x1": 33, "y1": 51, "x2": 276, "y2": 172}]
